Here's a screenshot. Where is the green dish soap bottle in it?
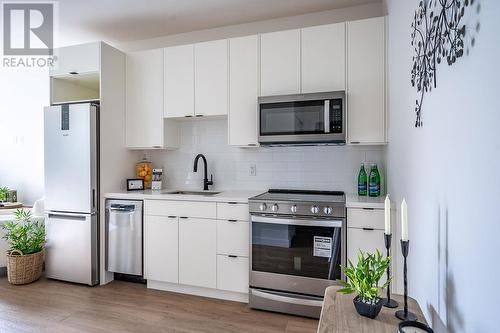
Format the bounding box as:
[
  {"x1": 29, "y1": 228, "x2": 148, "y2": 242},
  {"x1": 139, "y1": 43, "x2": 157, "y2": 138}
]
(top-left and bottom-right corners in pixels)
[
  {"x1": 357, "y1": 163, "x2": 368, "y2": 196},
  {"x1": 368, "y1": 164, "x2": 381, "y2": 197}
]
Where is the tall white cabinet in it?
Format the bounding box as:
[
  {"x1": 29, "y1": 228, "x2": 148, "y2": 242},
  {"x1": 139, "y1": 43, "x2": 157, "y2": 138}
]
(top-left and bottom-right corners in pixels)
[
  {"x1": 228, "y1": 35, "x2": 259, "y2": 146},
  {"x1": 260, "y1": 29, "x2": 301, "y2": 96},
  {"x1": 301, "y1": 23, "x2": 346, "y2": 93},
  {"x1": 347, "y1": 17, "x2": 386, "y2": 144}
]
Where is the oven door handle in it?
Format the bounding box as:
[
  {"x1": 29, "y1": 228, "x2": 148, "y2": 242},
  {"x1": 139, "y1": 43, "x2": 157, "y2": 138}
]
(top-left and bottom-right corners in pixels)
[
  {"x1": 251, "y1": 289, "x2": 324, "y2": 307},
  {"x1": 251, "y1": 215, "x2": 343, "y2": 228}
]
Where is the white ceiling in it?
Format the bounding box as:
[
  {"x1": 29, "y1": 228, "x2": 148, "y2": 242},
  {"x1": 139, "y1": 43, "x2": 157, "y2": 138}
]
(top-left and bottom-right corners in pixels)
[{"x1": 57, "y1": 0, "x2": 380, "y2": 45}]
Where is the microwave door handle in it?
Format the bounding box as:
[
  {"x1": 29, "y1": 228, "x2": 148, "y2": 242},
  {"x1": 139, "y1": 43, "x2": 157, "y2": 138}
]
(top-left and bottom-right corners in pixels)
[{"x1": 324, "y1": 100, "x2": 330, "y2": 133}]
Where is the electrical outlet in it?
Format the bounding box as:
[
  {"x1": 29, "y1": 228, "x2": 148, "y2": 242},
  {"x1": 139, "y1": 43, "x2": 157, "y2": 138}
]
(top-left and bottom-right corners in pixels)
[{"x1": 250, "y1": 164, "x2": 257, "y2": 176}]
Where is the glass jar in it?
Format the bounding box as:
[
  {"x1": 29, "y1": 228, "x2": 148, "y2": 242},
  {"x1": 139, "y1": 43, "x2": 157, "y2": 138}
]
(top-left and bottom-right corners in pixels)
[{"x1": 136, "y1": 156, "x2": 152, "y2": 189}]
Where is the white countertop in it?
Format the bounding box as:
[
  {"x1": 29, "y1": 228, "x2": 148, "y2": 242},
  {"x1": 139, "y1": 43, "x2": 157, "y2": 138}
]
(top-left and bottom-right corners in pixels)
[
  {"x1": 346, "y1": 193, "x2": 387, "y2": 209},
  {"x1": 104, "y1": 189, "x2": 264, "y2": 204}
]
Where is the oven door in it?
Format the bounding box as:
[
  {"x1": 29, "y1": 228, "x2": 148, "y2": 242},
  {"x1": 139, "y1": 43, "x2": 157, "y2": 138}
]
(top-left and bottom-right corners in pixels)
[
  {"x1": 258, "y1": 92, "x2": 345, "y2": 145},
  {"x1": 250, "y1": 214, "x2": 345, "y2": 297}
]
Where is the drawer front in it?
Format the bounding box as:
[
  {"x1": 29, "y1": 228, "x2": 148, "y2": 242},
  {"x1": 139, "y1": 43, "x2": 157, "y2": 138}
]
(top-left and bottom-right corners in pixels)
[
  {"x1": 217, "y1": 255, "x2": 249, "y2": 293},
  {"x1": 217, "y1": 202, "x2": 249, "y2": 221},
  {"x1": 145, "y1": 200, "x2": 216, "y2": 219},
  {"x1": 347, "y1": 227, "x2": 386, "y2": 284},
  {"x1": 347, "y1": 208, "x2": 384, "y2": 230},
  {"x1": 216, "y1": 220, "x2": 249, "y2": 257}
]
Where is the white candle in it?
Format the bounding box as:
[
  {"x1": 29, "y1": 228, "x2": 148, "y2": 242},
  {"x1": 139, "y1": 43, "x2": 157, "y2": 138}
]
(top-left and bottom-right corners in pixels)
[
  {"x1": 401, "y1": 198, "x2": 408, "y2": 241},
  {"x1": 400, "y1": 326, "x2": 428, "y2": 333},
  {"x1": 384, "y1": 195, "x2": 391, "y2": 235}
]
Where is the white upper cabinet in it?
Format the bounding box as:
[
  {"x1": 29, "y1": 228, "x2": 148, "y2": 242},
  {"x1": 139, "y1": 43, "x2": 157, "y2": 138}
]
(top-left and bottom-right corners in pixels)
[
  {"x1": 194, "y1": 39, "x2": 228, "y2": 116},
  {"x1": 126, "y1": 49, "x2": 178, "y2": 149},
  {"x1": 301, "y1": 23, "x2": 346, "y2": 93},
  {"x1": 347, "y1": 17, "x2": 386, "y2": 144},
  {"x1": 164, "y1": 44, "x2": 194, "y2": 118},
  {"x1": 50, "y1": 42, "x2": 100, "y2": 76},
  {"x1": 229, "y1": 35, "x2": 259, "y2": 146},
  {"x1": 260, "y1": 29, "x2": 301, "y2": 96}
]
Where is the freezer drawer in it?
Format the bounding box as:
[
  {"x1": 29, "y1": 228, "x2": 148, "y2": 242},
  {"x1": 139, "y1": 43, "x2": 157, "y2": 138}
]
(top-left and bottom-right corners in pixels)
[
  {"x1": 45, "y1": 212, "x2": 99, "y2": 286},
  {"x1": 106, "y1": 200, "x2": 143, "y2": 276}
]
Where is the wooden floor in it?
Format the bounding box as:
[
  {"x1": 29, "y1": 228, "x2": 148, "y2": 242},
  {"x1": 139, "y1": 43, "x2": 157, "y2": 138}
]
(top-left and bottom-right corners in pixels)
[{"x1": 0, "y1": 276, "x2": 318, "y2": 333}]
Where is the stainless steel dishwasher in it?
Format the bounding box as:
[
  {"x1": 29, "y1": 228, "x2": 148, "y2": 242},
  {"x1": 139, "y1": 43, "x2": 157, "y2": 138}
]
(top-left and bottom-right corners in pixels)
[{"x1": 105, "y1": 200, "x2": 143, "y2": 276}]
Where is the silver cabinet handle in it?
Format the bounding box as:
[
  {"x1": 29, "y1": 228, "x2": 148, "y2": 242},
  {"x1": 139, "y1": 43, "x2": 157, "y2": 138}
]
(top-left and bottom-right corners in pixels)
[{"x1": 227, "y1": 219, "x2": 237, "y2": 222}]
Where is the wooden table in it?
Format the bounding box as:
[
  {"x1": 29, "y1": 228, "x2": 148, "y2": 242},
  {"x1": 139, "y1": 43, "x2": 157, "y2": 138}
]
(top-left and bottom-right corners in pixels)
[
  {"x1": 0, "y1": 202, "x2": 23, "y2": 210},
  {"x1": 318, "y1": 287, "x2": 426, "y2": 333}
]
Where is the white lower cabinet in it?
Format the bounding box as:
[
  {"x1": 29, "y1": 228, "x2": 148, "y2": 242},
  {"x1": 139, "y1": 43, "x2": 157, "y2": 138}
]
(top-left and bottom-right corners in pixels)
[
  {"x1": 144, "y1": 199, "x2": 249, "y2": 299},
  {"x1": 216, "y1": 220, "x2": 249, "y2": 257},
  {"x1": 217, "y1": 255, "x2": 249, "y2": 293},
  {"x1": 144, "y1": 215, "x2": 179, "y2": 283},
  {"x1": 179, "y1": 217, "x2": 217, "y2": 289}
]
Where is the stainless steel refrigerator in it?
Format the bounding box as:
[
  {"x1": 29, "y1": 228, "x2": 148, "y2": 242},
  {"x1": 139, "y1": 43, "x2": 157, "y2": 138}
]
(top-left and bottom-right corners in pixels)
[{"x1": 44, "y1": 103, "x2": 99, "y2": 286}]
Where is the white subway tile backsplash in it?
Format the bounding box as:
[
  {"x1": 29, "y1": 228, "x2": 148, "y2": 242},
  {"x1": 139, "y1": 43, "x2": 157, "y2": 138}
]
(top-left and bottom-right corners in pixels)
[{"x1": 146, "y1": 119, "x2": 386, "y2": 193}]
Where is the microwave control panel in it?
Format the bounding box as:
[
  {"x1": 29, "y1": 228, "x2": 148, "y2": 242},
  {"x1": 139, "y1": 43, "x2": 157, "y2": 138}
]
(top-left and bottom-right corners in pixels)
[{"x1": 329, "y1": 99, "x2": 343, "y2": 133}]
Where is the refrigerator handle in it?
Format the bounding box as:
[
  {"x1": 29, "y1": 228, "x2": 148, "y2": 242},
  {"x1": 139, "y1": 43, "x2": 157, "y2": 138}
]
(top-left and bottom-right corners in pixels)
[{"x1": 92, "y1": 189, "x2": 96, "y2": 209}]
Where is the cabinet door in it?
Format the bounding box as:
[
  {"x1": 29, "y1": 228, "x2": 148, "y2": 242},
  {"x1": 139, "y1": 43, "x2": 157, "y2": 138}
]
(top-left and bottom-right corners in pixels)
[
  {"x1": 50, "y1": 42, "x2": 100, "y2": 76},
  {"x1": 194, "y1": 40, "x2": 228, "y2": 116},
  {"x1": 260, "y1": 29, "x2": 301, "y2": 96},
  {"x1": 301, "y1": 23, "x2": 345, "y2": 93},
  {"x1": 126, "y1": 49, "x2": 164, "y2": 148},
  {"x1": 347, "y1": 17, "x2": 386, "y2": 144},
  {"x1": 217, "y1": 255, "x2": 249, "y2": 293},
  {"x1": 228, "y1": 35, "x2": 259, "y2": 146},
  {"x1": 164, "y1": 44, "x2": 195, "y2": 118},
  {"x1": 179, "y1": 218, "x2": 217, "y2": 288},
  {"x1": 144, "y1": 215, "x2": 179, "y2": 283}
]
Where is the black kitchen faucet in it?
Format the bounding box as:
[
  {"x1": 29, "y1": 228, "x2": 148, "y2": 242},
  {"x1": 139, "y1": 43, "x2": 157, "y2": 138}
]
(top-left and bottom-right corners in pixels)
[{"x1": 193, "y1": 154, "x2": 213, "y2": 191}]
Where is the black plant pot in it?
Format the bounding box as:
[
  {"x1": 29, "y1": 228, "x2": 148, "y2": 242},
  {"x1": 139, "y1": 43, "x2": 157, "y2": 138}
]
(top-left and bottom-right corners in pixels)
[{"x1": 353, "y1": 296, "x2": 384, "y2": 319}]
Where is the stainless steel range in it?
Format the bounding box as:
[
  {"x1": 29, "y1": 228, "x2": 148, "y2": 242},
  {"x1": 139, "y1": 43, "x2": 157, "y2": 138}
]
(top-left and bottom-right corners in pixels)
[{"x1": 248, "y1": 189, "x2": 346, "y2": 318}]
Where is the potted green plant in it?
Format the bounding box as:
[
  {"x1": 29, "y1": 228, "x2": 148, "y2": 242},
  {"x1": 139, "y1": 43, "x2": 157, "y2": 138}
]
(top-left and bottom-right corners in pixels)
[
  {"x1": 1, "y1": 209, "x2": 45, "y2": 285},
  {"x1": 337, "y1": 250, "x2": 391, "y2": 319}
]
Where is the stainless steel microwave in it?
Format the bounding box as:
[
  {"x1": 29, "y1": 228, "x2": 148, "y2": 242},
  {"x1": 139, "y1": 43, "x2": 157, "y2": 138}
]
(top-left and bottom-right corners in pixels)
[{"x1": 258, "y1": 91, "x2": 345, "y2": 146}]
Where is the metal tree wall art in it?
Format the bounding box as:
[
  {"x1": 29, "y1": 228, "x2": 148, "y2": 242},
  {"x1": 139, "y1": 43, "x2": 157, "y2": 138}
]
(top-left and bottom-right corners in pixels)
[{"x1": 410, "y1": 0, "x2": 480, "y2": 127}]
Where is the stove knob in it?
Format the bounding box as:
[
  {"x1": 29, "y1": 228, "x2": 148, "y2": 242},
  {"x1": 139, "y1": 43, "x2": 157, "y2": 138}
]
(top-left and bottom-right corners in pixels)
[
  {"x1": 271, "y1": 204, "x2": 279, "y2": 212},
  {"x1": 259, "y1": 203, "x2": 267, "y2": 211},
  {"x1": 290, "y1": 205, "x2": 297, "y2": 213},
  {"x1": 324, "y1": 206, "x2": 333, "y2": 215},
  {"x1": 311, "y1": 205, "x2": 319, "y2": 214}
]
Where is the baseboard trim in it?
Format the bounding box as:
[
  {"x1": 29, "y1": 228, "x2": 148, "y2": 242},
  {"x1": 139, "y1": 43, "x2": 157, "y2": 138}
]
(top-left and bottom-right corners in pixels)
[{"x1": 147, "y1": 280, "x2": 248, "y2": 303}]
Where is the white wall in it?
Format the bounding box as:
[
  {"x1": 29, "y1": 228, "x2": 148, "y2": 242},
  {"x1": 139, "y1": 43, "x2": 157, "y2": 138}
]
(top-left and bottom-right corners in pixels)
[
  {"x1": 116, "y1": 3, "x2": 383, "y2": 51},
  {"x1": 146, "y1": 119, "x2": 385, "y2": 193},
  {"x1": 386, "y1": 1, "x2": 500, "y2": 332},
  {"x1": 0, "y1": 67, "x2": 48, "y2": 205}
]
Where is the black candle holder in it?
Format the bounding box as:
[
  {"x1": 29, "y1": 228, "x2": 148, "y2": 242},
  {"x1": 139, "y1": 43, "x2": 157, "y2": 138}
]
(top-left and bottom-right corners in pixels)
[
  {"x1": 382, "y1": 233, "x2": 398, "y2": 308},
  {"x1": 396, "y1": 240, "x2": 417, "y2": 321}
]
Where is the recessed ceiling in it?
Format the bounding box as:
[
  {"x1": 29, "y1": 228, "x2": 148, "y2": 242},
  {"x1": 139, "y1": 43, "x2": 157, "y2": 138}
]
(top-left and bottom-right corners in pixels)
[{"x1": 57, "y1": 0, "x2": 380, "y2": 45}]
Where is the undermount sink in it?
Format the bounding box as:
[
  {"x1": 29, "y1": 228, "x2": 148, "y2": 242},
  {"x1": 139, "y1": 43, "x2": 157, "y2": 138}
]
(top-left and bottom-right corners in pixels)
[{"x1": 163, "y1": 190, "x2": 221, "y2": 196}]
